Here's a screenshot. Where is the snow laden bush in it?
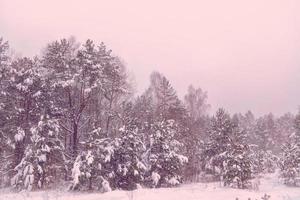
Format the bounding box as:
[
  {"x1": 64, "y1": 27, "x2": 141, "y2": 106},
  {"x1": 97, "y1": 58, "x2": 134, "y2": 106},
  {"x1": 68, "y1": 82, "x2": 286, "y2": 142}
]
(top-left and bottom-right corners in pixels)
[
  {"x1": 10, "y1": 149, "x2": 35, "y2": 191},
  {"x1": 70, "y1": 150, "x2": 98, "y2": 190},
  {"x1": 249, "y1": 147, "x2": 266, "y2": 175},
  {"x1": 11, "y1": 115, "x2": 66, "y2": 190},
  {"x1": 111, "y1": 125, "x2": 147, "y2": 190},
  {"x1": 249, "y1": 147, "x2": 278, "y2": 176},
  {"x1": 69, "y1": 136, "x2": 115, "y2": 191},
  {"x1": 262, "y1": 151, "x2": 278, "y2": 173},
  {"x1": 146, "y1": 120, "x2": 188, "y2": 188},
  {"x1": 279, "y1": 132, "x2": 300, "y2": 187},
  {"x1": 70, "y1": 124, "x2": 147, "y2": 191}
]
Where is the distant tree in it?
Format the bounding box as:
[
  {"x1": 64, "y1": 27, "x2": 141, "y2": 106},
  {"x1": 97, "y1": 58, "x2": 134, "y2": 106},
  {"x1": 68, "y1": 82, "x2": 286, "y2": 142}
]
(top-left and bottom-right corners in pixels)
[
  {"x1": 253, "y1": 114, "x2": 277, "y2": 152},
  {"x1": 275, "y1": 113, "x2": 295, "y2": 147},
  {"x1": 183, "y1": 85, "x2": 210, "y2": 180},
  {"x1": 184, "y1": 85, "x2": 210, "y2": 120},
  {"x1": 250, "y1": 114, "x2": 279, "y2": 174},
  {"x1": 204, "y1": 108, "x2": 235, "y2": 175},
  {"x1": 144, "y1": 72, "x2": 187, "y2": 122}
]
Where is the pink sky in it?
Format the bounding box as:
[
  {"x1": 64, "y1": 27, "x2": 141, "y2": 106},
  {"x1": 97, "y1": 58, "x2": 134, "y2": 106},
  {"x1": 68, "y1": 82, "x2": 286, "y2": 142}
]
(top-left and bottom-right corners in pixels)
[{"x1": 1, "y1": 0, "x2": 300, "y2": 116}]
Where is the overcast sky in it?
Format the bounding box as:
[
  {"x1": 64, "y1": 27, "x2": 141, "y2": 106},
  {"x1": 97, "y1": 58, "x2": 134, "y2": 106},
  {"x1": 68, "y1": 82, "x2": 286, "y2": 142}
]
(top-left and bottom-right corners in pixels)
[{"x1": 1, "y1": 0, "x2": 300, "y2": 116}]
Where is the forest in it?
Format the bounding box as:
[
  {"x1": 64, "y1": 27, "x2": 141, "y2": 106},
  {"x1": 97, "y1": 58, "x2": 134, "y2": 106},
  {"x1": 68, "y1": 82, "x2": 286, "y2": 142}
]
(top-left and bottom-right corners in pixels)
[{"x1": 0, "y1": 36, "x2": 299, "y2": 193}]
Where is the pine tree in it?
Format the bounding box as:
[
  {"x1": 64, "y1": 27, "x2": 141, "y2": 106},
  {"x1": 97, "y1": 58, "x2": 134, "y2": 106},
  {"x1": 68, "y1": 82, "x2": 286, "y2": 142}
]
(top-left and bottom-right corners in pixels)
[
  {"x1": 275, "y1": 113, "x2": 295, "y2": 151},
  {"x1": 42, "y1": 38, "x2": 86, "y2": 158},
  {"x1": 69, "y1": 135, "x2": 116, "y2": 191},
  {"x1": 11, "y1": 114, "x2": 65, "y2": 190},
  {"x1": 279, "y1": 112, "x2": 300, "y2": 186},
  {"x1": 146, "y1": 72, "x2": 187, "y2": 123},
  {"x1": 204, "y1": 108, "x2": 235, "y2": 176},
  {"x1": 253, "y1": 114, "x2": 276, "y2": 152},
  {"x1": 203, "y1": 109, "x2": 253, "y2": 188},
  {"x1": 251, "y1": 114, "x2": 278, "y2": 174},
  {"x1": 222, "y1": 126, "x2": 252, "y2": 189},
  {"x1": 69, "y1": 102, "x2": 147, "y2": 191},
  {"x1": 146, "y1": 120, "x2": 188, "y2": 187},
  {"x1": 112, "y1": 123, "x2": 147, "y2": 190},
  {"x1": 3, "y1": 57, "x2": 48, "y2": 190},
  {"x1": 280, "y1": 133, "x2": 300, "y2": 186},
  {"x1": 0, "y1": 37, "x2": 11, "y2": 187}
]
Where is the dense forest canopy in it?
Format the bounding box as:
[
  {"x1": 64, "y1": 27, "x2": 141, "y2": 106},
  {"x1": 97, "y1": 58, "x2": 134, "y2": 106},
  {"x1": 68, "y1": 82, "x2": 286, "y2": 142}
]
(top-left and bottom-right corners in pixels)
[{"x1": 0, "y1": 37, "x2": 299, "y2": 192}]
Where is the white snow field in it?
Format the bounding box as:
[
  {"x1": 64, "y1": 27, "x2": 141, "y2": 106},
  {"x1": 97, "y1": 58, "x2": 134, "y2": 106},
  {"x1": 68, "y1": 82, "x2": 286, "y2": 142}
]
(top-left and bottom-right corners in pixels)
[{"x1": 1, "y1": 171, "x2": 299, "y2": 200}]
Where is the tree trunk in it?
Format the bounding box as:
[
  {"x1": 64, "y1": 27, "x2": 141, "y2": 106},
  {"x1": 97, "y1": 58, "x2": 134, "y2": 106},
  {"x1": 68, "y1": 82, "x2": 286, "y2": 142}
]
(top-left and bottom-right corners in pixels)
[{"x1": 72, "y1": 121, "x2": 78, "y2": 157}]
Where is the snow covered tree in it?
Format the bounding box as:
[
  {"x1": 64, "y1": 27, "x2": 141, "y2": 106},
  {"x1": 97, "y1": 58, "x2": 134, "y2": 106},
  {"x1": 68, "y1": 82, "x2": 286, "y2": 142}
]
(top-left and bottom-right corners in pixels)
[
  {"x1": 42, "y1": 38, "x2": 132, "y2": 160},
  {"x1": 275, "y1": 113, "x2": 295, "y2": 152},
  {"x1": 184, "y1": 85, "x2": 210, "y2": 121},
  {"x1": 145, "y1": 119, "x2": 188, "y2": 187},
  {"x1": 145, "y1": 72, "x2": 188, "y2": 124},
  {"x1": 101, "y1": 56, "x2": 133, "y2": 137},
  {"x1": 279, "y1": 111, "x2": 300, "y2": 186},
  {"x1": 222, "y1": 127, "x2": 252, "y2": 189},
  {"x1": 203, "y1": 108, "x2": 235, "y2": 176},
  {"x1": 0, "y1": 57, "x2": 48, "y2": 189},
  {"x1": 69, "y1": 134, "x2": 116, "y2": 191},
  {"x1": 183, "y1": 85, "x2": 210, "y2": 181},
  {"x1": 11, "y1": 114, "x2": 66, "y2": 190},
  {"x1": 0, "y1": 37, "x2": 11, "y2": 187},
  {"x1": 30, "y1": 114, "x2": 66, "y2": 188},
  {"x1": 69, "y1": 102, "x2": 146, "y2": 191},
  {"x1": 133, "y1": 94, "x2": 155, "y2": 130},
  {"x1": 232, "y1": 111, "x2": 255, "y2": 141},
  {"x1": 111, "y1": 124, "x2": 147, "y2": 190},
  {"x1": 70, "y1": 150, "x2": 98, "y2": 191},
  {"x1": 203, "y1": 109, "x2": 253, "y2": 188},
  {"x1": 280, "y1": 132, "x2": 300, "y2": 186},
  {"x1": 249, "y1": 114, "x2": 279, "y2": 174},
  {"x1": 42, "y1": 38, "x2": 87, "y2": 158},
  {"x1": 132, "y1": 72, "x2": 190, "y2": 187},
  {"x1": 252, "y1": 114, "x2": 277, "y2": 152}
]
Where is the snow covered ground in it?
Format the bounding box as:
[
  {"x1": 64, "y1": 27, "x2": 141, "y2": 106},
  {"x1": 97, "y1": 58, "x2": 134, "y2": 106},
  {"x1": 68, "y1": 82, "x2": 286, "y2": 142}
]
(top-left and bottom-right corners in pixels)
[{"x1": 1, "y1": 171, "x2": 299, "y2": 200}]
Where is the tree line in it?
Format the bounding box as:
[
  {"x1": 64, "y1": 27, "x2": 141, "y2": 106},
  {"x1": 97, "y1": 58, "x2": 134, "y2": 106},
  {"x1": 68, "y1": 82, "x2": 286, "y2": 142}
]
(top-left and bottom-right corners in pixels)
[{"x1": 0, "y1": 37, "x2": 299, "y2": 191}]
